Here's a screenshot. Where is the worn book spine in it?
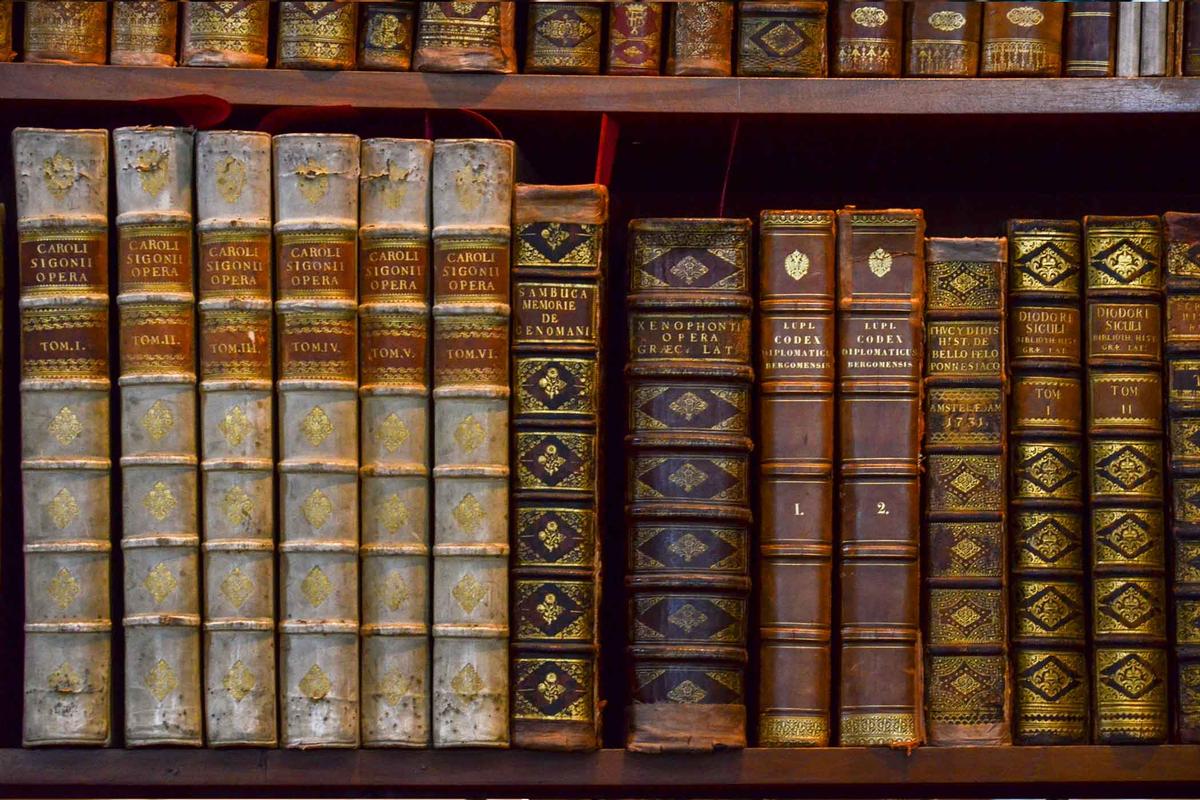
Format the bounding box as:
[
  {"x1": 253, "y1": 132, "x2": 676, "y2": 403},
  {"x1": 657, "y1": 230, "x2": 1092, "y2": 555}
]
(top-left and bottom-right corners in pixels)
[
  {"x1": 23, "y1": 0, "x2": 108, "y2": 64},
  {"x1": 525, "y1": 2, "x2": 602, "y2": 74},
  {"x1": 607, "y1": 1, "x2": 663, "y2": 75},
  {"x1": 196, "y1": 130, "x2": 276, "y2": 747},
  {"x1": 510, "y1": 184, "x2": 607, "y2": 751},
  {"x1": 1142, "y1": 0, "x2": 1169, "y2": 74},
  {"x1": 922, "y1": 237, "x2": 1010, "y2": 746},
  {"x1": 181, "y1": 0, "x2": 269, "y2": 68},
  {"x1": 359, "y1": 2, "x2": 417, "y2": 70},
  {"x1": 1007, "y1": 219, "x2": 1089, "y2": 745},
  {"x1": 737, "y1": 1, "x2": 827, "y2": 77},
  {"x1": 833, "y1": 1, "x2": 903, "y2": 76},
  {"x1": 358, "y1": 138, "x2": 433, "y2": 748},
  {"x1": 277, "y1": 0, "x2": 357, "y2": 70},
  {"x1": 904, "y1": 1, "x2": 982, "y2": 77},
  {"x1": 110, "y1": 0, "x2": 178, "y2": 66},
  {"x1": 0, "y1": 0, "x2": 13, "y2": 61},
  {"x1": 666, "y1": 0, "x2": 734, "y2": 76},
  {"x1": 274, "y1": 133, "x2": 362, "y2": 749},
  {"x1": 1116, "y1": 0, "x2": 1141, "y2": 76},
  {"x1": 980, "y1": 1, "x2": 1064, "y2": 76},
  {"x1": 414, "y1": 1, "x2": 516, "y2": 73},
  {"x1": 756, "y1": 211, "x2": 834, "y2": 747},
  {"x1": 16, "y1": 128, "x2": 112, "y2": 747},
  {"x1": 1186, "y1": 0, "x2": 1200, "y2": 74},
  {"x1": 625, "y1": 218, "x2": 753, "y2": 752},
  {"x1": 1084, "y1": 214, "x2": 1168, "y2": 744},
  {"x1": 430, "y1": 139, "x2": 514, "y2": 748},
  {"x1": 836, "y1": 208, "x2": 924, "y2": 748},
  {"x1": 1065, "y1": 1, "x2": 1117, "y2": 76}
]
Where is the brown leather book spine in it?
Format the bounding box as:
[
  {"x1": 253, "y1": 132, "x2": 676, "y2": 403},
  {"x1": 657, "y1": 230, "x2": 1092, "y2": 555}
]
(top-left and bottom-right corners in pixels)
[
  {"x1": 0, "y1": 0, "x2": 13, "y2": 62},
  {"x1": 23, "y1": 0, "x2": 108, "y2": 64},
  {"x1": 109, "y1": 1, "x2": 179, "y2": 66},
  {"x1": 525, "y1": 2, "x2": 602, "y2": 74},
  {"x1": 607, "y1": 1, "x2": 663, "y2": 75},
  {"x1": 980, "y1": 2, "x2": 1064, "y2": 76},
  {"x1": 1186, "y1": 0, "x2": 1200, "y2": 74},
  {"x1": 276, "y1": 0, "x2": 357, "y2": 70},
  {"x1": 625, "y1": 218, "x2": 753, "y2": 752},
  {"x1": 904, "y1": 2, "x2": 981, "y2": 77},
  {"x1": 1007, "y1": 219, "x2": 1089, "y2": 745},
  {"x1": 833, "y1": 1, "x2": 903, "y2": 76},
  {"x1": 1084, "y1": 215, "x2": 1168, "y2": 744},
  {"x1": 666, "y1": 0, "x2": 734, "y2": 76},
  {"x1": 922, "y1": 238, "x2": 1010, "y2": 746},
  {"x1": 358, "y1": 2, "x2": 416, "y2": 71},
  {"x1": 180, "y1": 0, "x2": 269, "y2": 68},
  {"x1": 757, "y1": 211, "x2": 835, "y2": 747},
  {"x1": 414, "y1": 1, "x2": 516, "y2": 73},
  {"x1": 835, "y1": 208, "x2": 924, "y2": 747},
  {"x1": 737, "y1": 1, "x2": 828, "y2": 77},
  {"x1": 1065, "y1": 1, "x2": 1117, "y2": 76}
]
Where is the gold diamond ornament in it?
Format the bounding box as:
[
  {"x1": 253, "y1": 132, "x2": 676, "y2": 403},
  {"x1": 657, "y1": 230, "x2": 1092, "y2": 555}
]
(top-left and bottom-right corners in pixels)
[
  {"x1": 49, "y1": 406, "x2": 83, "y2": 446},
  {"x1": 140, "y1": 399, "x2": 174, "y2": 442}
]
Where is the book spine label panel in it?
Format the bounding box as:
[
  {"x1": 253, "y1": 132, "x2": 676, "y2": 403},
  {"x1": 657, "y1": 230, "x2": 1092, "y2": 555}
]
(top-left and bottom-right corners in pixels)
[
  {"x1": 181, "y1": 0, "x2": 270, "y2": 68},
  {"x1": 905, "y1": 1, "x2": 982, "y2": 77},
  {"x1": 737, "y1": 1, "x2": 827, "y2": 77},
  {"x1": 359, "y1": 2, "x2": 416, "y2": 70},
  {"x1": 666, "y1": 0, "x2": 734, "y2": 76},
  {"x1": 525, "y1": 2, "x2": 602, "y2": 75},
  {"x1": 414, "y1": 1, "x2": 516, "y2": 73},
  {"x1": 980, "y1": 1, "x2": 1065, "y2": 76},
  {"x1": 607, "y1": 1, "x2": 663, "y2": 74},
  {"x1": 277, "y1": 0, "x2": 357, "y2": 70},
  {"x1": 833, "y1": 1, "x2": 903, "y2": 76},
  {"x1": 110, "y1": 0, "x2": 179, "y2": 66},
  {"x1": 1065, "y1": 1, "x2": 1117, "y2": 76},
  {"x1": 23, "y1": 0, "x2": 108, "y2": 64}
]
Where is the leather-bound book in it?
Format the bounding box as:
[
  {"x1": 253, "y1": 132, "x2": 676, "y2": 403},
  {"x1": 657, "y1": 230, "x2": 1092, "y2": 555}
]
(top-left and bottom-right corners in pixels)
[
  {"x1": 113, "y1": 126, "x2": 202, "y2": 747},
  {"x1": 905, "y1": 2, "x2": 981, "y2": 77},
  {"x1": 980, "y1": 2, "x2": 1064, "y2": 76},
  {"x1": 430, "y1": 139, "x2": 514, "y2": 748},
  {"x1": 757, "y1": 211, "x2": 835, "y2": 747},
  {"x1": 625, "y1": 218, "x2": 753, "y2": 752},
  {"x1": 1007, "y1": 219, "x2": 1089, "y2": 745},
  {"x1": 1164, "y1": 212, "x2": 1200, "y2": 743},
  {"x1": 0, "y1": 0, "x2": 13, "y2": 62},
  {"x1": 15, "y1": 128, "x2": 112, "y2": 746},
  {"x1": 181, "y1": 0, "x2": 270, "y2": 68},
  {"x1": 666, "y1": 0, "x2": 734, "y2": 76},
  {"x1": 835, "y1": 208, "x2": 924, "y2": 748},
  {"x1": 833, "y1": 1, "x2": 903, "y2": 76},
  {"x1": 1084, "y1": 215, "x2": 1168, "y2": 744},
  {"x1": 923, "y1": 237, "x2": 1010, "y2": 746},
  {"x1": 1186, "y1": 0, "x2": 1200, "y2": 74},
  {"x1": 607, "y1": 1, "x2": 663, "y2": 75},
  {"x1": 511, "y1": 184, "x2": 608, "y2": 751},
  {"x1": 358, "y1": 138, "x2": 433, "y2": 748},
  {"x1": 110, "y1": 1, "x2": 178, "y2": 66},
  {"x1": 414, "y1": 1, "x2": 517, "y2": 73},
  {"x1": 525, "y1": 2, "x2": 603, "y2": 74},
  {"x1": 196, "y1": 130, "x2": 277, "y2": 747},
  {"x1": 1065, "y1": 1, "x2": 1117, "y2": 76},
  {"x1": 274, "y1": 133, "x2": 362, "y2": 749},
  {"x1": 359, "y1": 2, "x2": 417, "y2": 70},
  {"x1": 737, "y1": 1, "x2": 827, "y2": 77},
  {"x1": 277, "y1": 0, "x2": 357, "y2": 70},
  {"x1": 23, "y1": 0, "x2": 108, "y2": 64}
]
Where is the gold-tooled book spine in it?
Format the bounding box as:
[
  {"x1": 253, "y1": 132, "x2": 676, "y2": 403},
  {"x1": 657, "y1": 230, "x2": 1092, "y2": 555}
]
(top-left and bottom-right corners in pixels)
[
  {"x1": 196, "y1": 130, "x2": 277, "y2": 747},
  {"x1": 510, "y1": 184, "x2": 608, "y2": 751},
  {"x1": 358, "y1": 138, "x2": 433, "y2": 747},
  {"x1": 922, "y1": 237, "x2": 1010, "y2": 746},
  {"x1": 23, "y1": 0, "x2": 108, "y2": 64},
  {"x1": 110, "y1": 0, "x2": 179, "y2": 67},
  {"x1": 525, "y1": 2, "x2": 602, "y2": 75},
  {"x1": 358, "y1": 2, "x2": 417, "y2": 71},
  {"x1": 904, "y1": 1, "x2": 982, "y2": 77},
  {"x1": 277, "y1": 0, "x2": 357, "y2": 70},
  {"x1": 16, "y1": 128, "x2": 112, "y2": 747},
  {"x1": 181, "y1": 0, "x2": 269, "y2": 68},
  {"x1": 1084, "y1": 214, "x2": 1168, "y2": 744},
  {"x1": 414, "y1": 1, "x2": 517, "y2": 73},
  {"x1": 737, "y1": 1, "x2": 827, "y2": 77},
  {"x1": 625, "y1": 217, "x2": 753, "y2": 753},
  {"x1": 666, "y1": 0, "x2": 734, "y2": 76},
  {"x1": 0, "y1": 0, "x2": 16, "y2": 61},
  {"x1": 1007, "y1": 219, "x2": 1089, "y2": 745},
  {"x1": 606, "y1": 1, "x2": 663, "y2": 75},
  {"x1": 832, "y1": 1, "x2": 903, "y2": 76},
  {"x1": 835, "y1": 208, "x2": 924, "y2": 748},
  {"x1": 274, "y1": 133, "x2": 362, "y2": 749},
  {"x1": 980, "y1": 1, "x2": 1065, "y2": 76}
]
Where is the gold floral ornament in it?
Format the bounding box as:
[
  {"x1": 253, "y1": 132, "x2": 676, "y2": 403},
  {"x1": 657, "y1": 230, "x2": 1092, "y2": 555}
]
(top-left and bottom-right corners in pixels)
[
  {"x1": 296, "y1": 158, "x2": 330, "y2": 205},
  {"x1": 668, "y1": 603, "x2": 708, "y2": 633},
  {"x1": 219, "y1": 405, "x2": 252, "y2": 448},
  {"x1": 539, "y1": 520, "x2": 565, "y2": 551},
  {"x1": 140, "y1": 399, "x2": 174, "y2": 442},
  {"x1": 537, "y1": 593, "x2": 564, "y2": 625},
  {"x1": 301, "y1": 565, "x2": 333, "y2": 607},
  {"x1": 670, "y1": 392, "x2": 708, "y2": 422},
  {"x1": 299, "y1": 664, "x2": 332, "y2": 701},
  {"x1": 454, "y1": 414, "x2": 486, "y2": 453},
  {"x1": 302, "y1": 488, "x2": 333, "y2": 529},
  {"x1": 143, "y1": 480, "x2": 178, "y2": 522},
  {"x1": 667, "y1": 679, "x2": 707, "y2": 704},
  {"x1": 300, "y1": 406, "x2": 334, "y2": 447},
  {"x1": 785, "y1": 250, "x2": 810, "y2": 280},
  {"x1": 538, "y1": 367, "x2": 567, "y2": 399},
  {"x1": 929, "y1": 10, "x2": 966, "y2": 31},
  {"x1": 136, "y1": 148, "x2": 170, "y2": 198},
  {"x1": 541, "y1": 222, "x2": 570, "y2": 250},
  {"x1": 537, "y1": 444, "x2": 566, "y2": 475},
  {"x1": 48, "y1": 567, "x2": 81, "y2": 610},
  {"x1": 43, "y1": 152, "x2": 77, "y2": 200},
  {"x1": 669, "y1": 462, "x2": 708, "y2": 493},
  {"x1": 453, "y1": 493, "x2": 485, "y2": 533},
  {"x1": 453, "y1": 572, "x2": 488, "y2": 614},
  {"x1": 379, "y1": 494, "x2": 409, "y2": 535},
  {"x1": 220, "y1": 567, "x2": 253, "y2": 610},
  {"x1": 222, "y1": 485, "x2": 254, "y2": 527},
  {"x1": 144, "y1": 562, "x2": 178, "y2": 604},
  {"x1": 670, "y1": 255, "x2": 709, "y2": 285},
  {"x1": 223, "y1": 660, "x2": 255, "y2": 702},
  {"x1": 48, "y1": 488, "x2": 80, "y2": 530},
  {"x1": 382, "y1": 571, "x2": 410, "y2": 611},
  {"x1": 668, "y1": 532, "x2": 708, "y2": 563},
  {"x1": 379, "y1": 668, "x2": 412, "y2": 707},
  {"x1": 146, "y1": 659, "x2": 178, "y2": 702},
  {"x1": 451, "y1": 663, "x2": 484, "y2": 704},
  {"x1": 869, "y1": 248, "x2": 893, "y2": 277},
  {"x1": 538, "y1": 672, "x2": 565, "y2": 703},
  {"x1": 1006, "y1": 6, "x2": 1045, "y2": 27},
  {"x1": 49, "y1": 406, "x2": 83, "y2": 446},
  {"x1": 48, "y1": 662, "x2": 82, "y2": 694},
  {"x1": 376, "y1": 413, "x2": 410, "y2": 453},
  {"x1": 215, "y1": 156, "x2": 247, "y2": 204},
  {"x1": 851, "y1": 5, "x2": 888, "y2": 27}
]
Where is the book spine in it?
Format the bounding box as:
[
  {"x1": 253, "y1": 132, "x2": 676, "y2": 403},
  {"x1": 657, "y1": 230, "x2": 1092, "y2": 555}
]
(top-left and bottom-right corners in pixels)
[
  {"x1": 1065, "y1": 1, "x2": 1117, "y2": 77},
  {"x1": 414, "y1": 1, "x2": 517, "y2": 74},
  {"x1": 666, "y1": 0, "x2": 734, "y2": 76},
  {"x1": 276, "y1": 0, "x2": 357, "y2": 70},
  {"x1": 359, "y1": 2, "x2": 417, "y2": 71},
  {"x1": 274, "y1": 133, "x2": 362, "y2": 749},
  {"x1": 1084, "y1": 214, "x2": 1168, "y2": 744},
  {"x1": 510, "y1": 184, "x2": 608, "y2": 751},
  {"x1": 358, "y1": 138, "x2": 433, "y2": 748},
  {"x1": 606, "y1": 1, "x2": 663, "y2": 75},
  {"x1": 525, "y1": 2, "x2": 603, "y2": 74},
  {"x1": 625, "y1": 218, "x2": 753, "y2": 752},
  {"x1": 1142, "y1": 0, "x2": 1170, "y2": 75},
  {"x1": 737, "y1": 1, "x2": 827, "y2": 77},
  {"x1": 1186, "y1": 0, "x2": 1200, "y2": 74},
  {"x1": 980, "y1": 1, "x2": 1064, "y2": 76},
  {"x1": 196, "y1": 130, "x2": 277, "y2": 747},
  {"x1": 833, "y1": 1, "x2": 903, "y2": 76},
  {"x1": 1007, "y1": 219, "x2": 1089, "y2": 745},
  {"x1": 922, "y1": 237, "x2": 1010, "y2": 746},
  {"x1": 15, "y1": 127, "x2": 112, "y2": 747},
  {"x1": 180, "y1": 0, "x2": 270, "y2": 68},
  {"x1": 110, "y1": 0, "x2": 178, "y2": 67},
  {"x1": 23, "y1": 0, "x2": 108, "y2": 64},
  {"x1": 756, "y1": 210, "x2": 835, "y2": 747},
  {"x1": 1116, "y1": 0, "x2": 1142, "y2": 76},
  {"x1": 904, "y1": 1, "x2": 982, "y2": 77},
  {"x1": 430, "y1": 138, "x2": 514, "y2": 748},
  {"x1": 0, "y1": 0, "x2": 13, "y2": 61},
  {"x1": 113, "y1": 126, "x2": 201, "y2": 748},
  {"x1": 835, "y1": 208, "x2": 924, "y2": 748}
]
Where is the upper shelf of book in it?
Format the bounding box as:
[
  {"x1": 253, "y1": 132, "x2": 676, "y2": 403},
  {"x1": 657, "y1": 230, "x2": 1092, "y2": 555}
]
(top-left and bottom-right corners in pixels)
[{"x1": 5, "y1": 64, "x2": 1200, "y2": 115}]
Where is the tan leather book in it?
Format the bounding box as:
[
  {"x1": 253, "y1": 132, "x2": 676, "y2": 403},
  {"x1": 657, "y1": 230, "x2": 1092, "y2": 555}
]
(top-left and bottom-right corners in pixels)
[
  {"x1": 525, "y1": 2, "x2": 603, "y2": 74},
  {"x1": 23, "y1": 0, "x2": 108, "y2": 64},
  {"x1": 0, "y1": 0, "x2": 13, "y2": 61},
  {"x1": 414, "y1": 1, "x2": 516, "y2": 73},
  {"x1": 833, "y1": 1, "x2": 903, "y2": 76},
  {"x1": 181, "y1": 0, "x2": 270, "y2": 68},
  {"x1": 905, "y1": 1, "x2": 981, "y2": 76},
  {"x1": 607, "y1": 1, "x2": 663, "y2": 75},
  {"x1": 15, "y1": 128, "x2": 112, "y2": 747},
  {"x1": 666, "y1": 0, "x2": 735, "y2": 76},
  {"x1": 110, "y1": 0, "x2": 178, "y2": 66},
  {"x1": 277, "y1": 0, "x2": 357, "y2": 70},
  {"x1": 359, "y1": 2, "x2": 417, "y2": 71},
  {"x1": 737, "y1": 1, "x2": 827, "y2": 77},
  {"x1": 980, "y1": 2, "x2": 1065, "y2": 76}
]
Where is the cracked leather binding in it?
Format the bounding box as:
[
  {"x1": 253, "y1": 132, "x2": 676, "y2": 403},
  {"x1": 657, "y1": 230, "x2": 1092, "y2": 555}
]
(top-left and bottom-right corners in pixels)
[
  {"x1": 833, "y1": 1, "x2": 903, "y2": 76},
  {"x1": 414, "y1": 1, "x2": 517, "y2": 73},
  {"x1": 23, "y1": 0, "x2": 108, "y2": 64},
  {"x1": 666, "y1": 0, "x2": 735, "y2": 76},
  {"x1": 1064, "y1": 1, "x2": 1117, "y2": 77},
  {"x1": 607, "y1": 1, "x2": 663, "y2": 75},
  {"x1": 980, "y1": 2, "x2": 1064, "y2": 76},
  {"x1": 359, "y1": 2, "x2": 417, "y2": 70},
  {"x1": 110, "y1": 0, "x2": 178, "y2": 66},
  {"x1": 737, "y1": 1, "x2": 827, "y2": 77},
  {"x1": 905, "y1": 2, "x2": 981, "y2": 76},
  {"x1": 181, "y1": 0, "x2": 269, "y2": 68}
]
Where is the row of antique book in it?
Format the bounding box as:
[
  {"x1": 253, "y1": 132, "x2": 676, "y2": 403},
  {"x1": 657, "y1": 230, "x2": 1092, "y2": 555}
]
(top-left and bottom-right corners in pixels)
[{"x1": 4, "y1": 1, "x2": 1199, "y2": 78}]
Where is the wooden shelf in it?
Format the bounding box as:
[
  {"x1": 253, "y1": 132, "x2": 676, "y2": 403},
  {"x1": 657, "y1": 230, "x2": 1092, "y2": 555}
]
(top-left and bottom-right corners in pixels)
[{"x1": 4, "y1": 63, "x2": 1200, "y2": 114}]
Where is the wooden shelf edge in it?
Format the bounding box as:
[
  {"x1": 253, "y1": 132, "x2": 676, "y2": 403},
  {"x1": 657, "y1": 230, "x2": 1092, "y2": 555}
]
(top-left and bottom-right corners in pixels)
[{"x1": 4, "y1": 63, "x2": 1200, "y2": 114}]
